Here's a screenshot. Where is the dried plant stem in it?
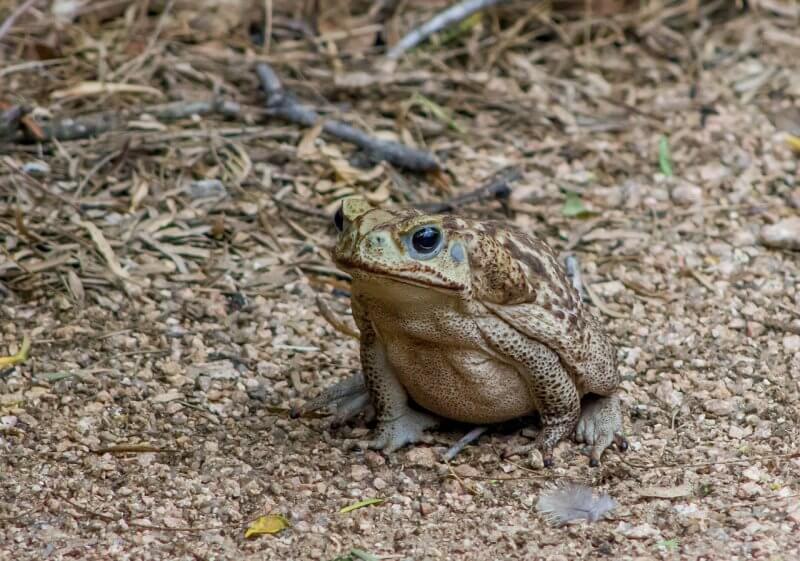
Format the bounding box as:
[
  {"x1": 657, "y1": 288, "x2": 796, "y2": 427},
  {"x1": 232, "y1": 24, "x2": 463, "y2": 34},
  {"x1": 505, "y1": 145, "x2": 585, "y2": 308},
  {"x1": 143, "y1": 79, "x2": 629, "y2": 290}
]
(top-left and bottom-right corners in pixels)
[
  {"x1": 255, "y1": 63, "x2": 440, "y2": 172},
  {"x1": 10, "y1": 99, "x2": 241, "y2": 142},
  {"x1": 415, "y1": 167, "x2": 519, "y2": 213},
  {"x1": 386, "y1": 0, "x2": 511, "y2": 61}
]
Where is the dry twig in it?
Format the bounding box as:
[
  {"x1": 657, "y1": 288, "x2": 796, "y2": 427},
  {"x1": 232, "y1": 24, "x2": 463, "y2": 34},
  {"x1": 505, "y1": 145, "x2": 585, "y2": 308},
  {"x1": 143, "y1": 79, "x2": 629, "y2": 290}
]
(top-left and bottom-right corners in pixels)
[
  {"x1": 8, "y1": 99, "x2": 242, "y2": 142},
  {"x1": 386, "y1": 0, "x2": 512, "y2": 61},
  {"x1": 416, "y1": 167, "x2": 519, "y2": 213},
  {"x1": 255, "y1": 63, "x2": 440, "y2": 173},
  {"x1": 442, "y1": 426, "x2": 489, "y2": 461}
]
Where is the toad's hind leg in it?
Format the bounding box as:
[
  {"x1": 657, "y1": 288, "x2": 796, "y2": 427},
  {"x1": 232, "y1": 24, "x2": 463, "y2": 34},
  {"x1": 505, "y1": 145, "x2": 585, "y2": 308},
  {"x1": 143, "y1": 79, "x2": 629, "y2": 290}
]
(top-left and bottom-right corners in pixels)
[
  {"x1": 574, "y1": 322, "x2": 628, "y2": 465},
  {"x1": 575, "y1": 394, "x2": 627, "y2": 466},
  {"x1": 475, "y1": 317, "x2": 580, "y2": 467}
]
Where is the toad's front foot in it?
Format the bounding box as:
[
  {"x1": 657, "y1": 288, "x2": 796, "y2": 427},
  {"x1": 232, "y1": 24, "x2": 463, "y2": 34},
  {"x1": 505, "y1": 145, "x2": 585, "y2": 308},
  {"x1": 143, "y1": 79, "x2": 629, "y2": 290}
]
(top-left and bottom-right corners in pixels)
[
  {"x1": 575, "y1": 394, "x2": 628, "y2": 466},
  {"x1": 370, "y1": 409, "x2": 440, "y2": 453}
]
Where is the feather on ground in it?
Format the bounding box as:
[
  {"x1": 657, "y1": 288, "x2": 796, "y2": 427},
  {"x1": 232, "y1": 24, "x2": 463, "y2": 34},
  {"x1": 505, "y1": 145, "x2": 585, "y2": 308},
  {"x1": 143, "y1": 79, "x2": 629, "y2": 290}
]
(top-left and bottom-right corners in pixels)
[{"x1": 536, "y1": 483, "x2": 617, "y2": 525}]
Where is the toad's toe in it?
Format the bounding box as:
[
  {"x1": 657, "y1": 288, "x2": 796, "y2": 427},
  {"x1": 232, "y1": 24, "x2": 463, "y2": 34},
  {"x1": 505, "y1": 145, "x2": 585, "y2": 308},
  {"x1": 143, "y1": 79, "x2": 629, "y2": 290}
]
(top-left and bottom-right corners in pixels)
[
  {"x1": 576, "y1": 394, "x2": 626, "y2": 466},
  {"x1": 369, "y1": 409, "x2": 440, "y2": 453}
]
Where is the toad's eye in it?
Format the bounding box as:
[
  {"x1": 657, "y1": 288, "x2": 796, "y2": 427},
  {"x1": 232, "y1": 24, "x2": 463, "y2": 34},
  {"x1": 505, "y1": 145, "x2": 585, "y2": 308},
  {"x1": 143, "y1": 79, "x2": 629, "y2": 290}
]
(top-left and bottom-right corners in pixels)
[
  {"x1": 411, "y1": 226, "x2": 442, "y2": 254},
  {"x1": 333, "y1": 205, "x2": 344, "y2": 232}
]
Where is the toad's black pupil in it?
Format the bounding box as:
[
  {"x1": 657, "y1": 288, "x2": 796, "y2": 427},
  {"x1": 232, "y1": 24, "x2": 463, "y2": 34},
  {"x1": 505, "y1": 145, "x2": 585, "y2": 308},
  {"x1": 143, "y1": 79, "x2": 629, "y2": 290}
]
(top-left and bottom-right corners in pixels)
[
  {"x1": 411, "y1": 226, "x2": 441, "y2": 252},
  {"x1": 334, "y1": 206, "x2": 344, "y2": 232}
]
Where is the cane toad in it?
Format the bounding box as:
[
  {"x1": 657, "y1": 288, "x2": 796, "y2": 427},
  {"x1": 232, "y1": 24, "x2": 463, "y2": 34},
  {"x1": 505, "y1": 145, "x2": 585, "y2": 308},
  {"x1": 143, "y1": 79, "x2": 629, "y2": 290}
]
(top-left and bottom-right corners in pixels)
[{"x1": 299, "y1": 197, "x2": 627, "y2": 466}]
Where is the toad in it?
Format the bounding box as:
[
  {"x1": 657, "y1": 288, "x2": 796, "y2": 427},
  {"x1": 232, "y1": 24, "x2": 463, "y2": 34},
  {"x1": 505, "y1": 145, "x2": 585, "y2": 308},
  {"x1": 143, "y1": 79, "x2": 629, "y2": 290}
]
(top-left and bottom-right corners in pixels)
[{"x1": 297, "y1": 198, "x2": 627, "y2": 466}]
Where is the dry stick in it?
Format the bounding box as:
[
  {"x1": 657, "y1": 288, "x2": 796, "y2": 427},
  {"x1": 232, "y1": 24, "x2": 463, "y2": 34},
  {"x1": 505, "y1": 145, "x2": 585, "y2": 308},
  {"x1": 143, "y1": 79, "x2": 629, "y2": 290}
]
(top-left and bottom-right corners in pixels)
[
  {"x1": 14, "y1": 99, "x2": 241, "y2": 142},
  {"x1": 442, "y1": 426, "x2": 489, "y2": 462},
  {"x1": 0, "y1": 105, "x2": 29, "y2": 139},
  {"x1": 255, "y1": 63, "x2": 439, "y2": 173},
  {"x1": 316, "y1": 295, "x2": 359, "y2": 339},
  {"x1": 0, "y1": 0, "x2": 40, "y2": 42},
  {"x1": 415, "y1": 167, "x2": 519, "y2": 213},
  {"x1": 386, "y1": 0, "x2": 512, "y2": 61}
]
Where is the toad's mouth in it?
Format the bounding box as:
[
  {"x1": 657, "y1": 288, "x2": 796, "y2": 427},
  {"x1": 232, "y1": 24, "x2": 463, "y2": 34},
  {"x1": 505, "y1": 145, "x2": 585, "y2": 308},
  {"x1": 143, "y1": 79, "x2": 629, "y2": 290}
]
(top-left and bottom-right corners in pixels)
[{"x1": 335, "y1": 258, "x2": 466, "y2": 293}]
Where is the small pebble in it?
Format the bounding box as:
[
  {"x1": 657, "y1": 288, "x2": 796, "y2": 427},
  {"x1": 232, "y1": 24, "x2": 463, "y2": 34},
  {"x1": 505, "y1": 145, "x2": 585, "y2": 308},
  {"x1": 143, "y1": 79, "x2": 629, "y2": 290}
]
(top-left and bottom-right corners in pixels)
[
  {"x1": 704, "y1": 399, "x2": 735, "y2": 417},
  {"x1": 671, "y1": 180, "x2": 703, "y2": 206},
  {"x1": 760, "y1": 217, "x2": 800, "y2": 250},
  {"x1": 405, "y1": 447, "x2": 437, "y2": 468}
]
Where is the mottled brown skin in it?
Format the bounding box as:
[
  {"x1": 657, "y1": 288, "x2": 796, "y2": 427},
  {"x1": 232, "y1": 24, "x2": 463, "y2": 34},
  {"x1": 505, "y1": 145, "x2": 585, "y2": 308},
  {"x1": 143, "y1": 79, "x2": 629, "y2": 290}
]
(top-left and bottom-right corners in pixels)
[{"x1": 306, "y1": 197, "x2": 626, "y2": 466}]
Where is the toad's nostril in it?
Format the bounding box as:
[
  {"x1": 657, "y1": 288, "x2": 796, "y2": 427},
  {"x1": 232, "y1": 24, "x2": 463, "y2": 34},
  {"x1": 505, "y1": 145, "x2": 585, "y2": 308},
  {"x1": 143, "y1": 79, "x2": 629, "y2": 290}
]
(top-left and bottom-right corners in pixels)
[{"x1": 368, "y1": 233, "x2": 386, "y2": 246}]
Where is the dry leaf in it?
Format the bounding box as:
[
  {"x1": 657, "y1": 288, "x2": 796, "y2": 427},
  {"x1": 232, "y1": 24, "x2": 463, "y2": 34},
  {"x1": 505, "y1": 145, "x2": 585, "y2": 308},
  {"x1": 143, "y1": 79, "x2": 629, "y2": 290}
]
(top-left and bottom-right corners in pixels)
[
  {"x1": 51, "y1": 81, "x2": 164, "y2": 100},
  {"x1": 244, "y1": 514, "x2": 290, "y2": 539},
  {"x1": 364, "y1": 180, "x2": 391, "y2": 204},
  {"x1": 78, "y1": 221, "x2": 130, "y2": 279},
  {"x1": 329, "y1": 158, "x2": 364, "y2": 184},
  {"x1": 637, "y1": 483, "x2": 693, "y2": 499},
  {"x1": 339, "y1": 497, "x2": 385, "y2": 514},
  {"x1": 787, "y1": 134, "x2": 800, "y2": 153},
  {"x1": 129, "y1": 178, "x2": 149, "y2": 212},
  {"x1": 0, "y1": 336, "x2": 31, "y2": 368},
  {"x1": 357, "y1": 164, "x2": 386, "y2": 184},
  {"x1": 329, "y1": 159, "x2": 385, "y2": 185},
  {"x1": 297, "y1": 120, "x2": 325, "y2": 159},
  {"x1": 67, "y1": 269, "x2": 85, "y2": 304}
]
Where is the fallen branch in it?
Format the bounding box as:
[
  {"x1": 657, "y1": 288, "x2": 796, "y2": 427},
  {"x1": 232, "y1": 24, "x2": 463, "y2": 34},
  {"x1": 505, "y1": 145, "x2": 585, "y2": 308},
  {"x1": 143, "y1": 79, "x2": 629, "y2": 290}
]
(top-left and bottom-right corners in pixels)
[
  {"x1": 386, "y1": 0, "x2": 511, "y2": 61},
  {"x1": 6, "y1": 99, "x2": 241, "y2": 142},
  {"x1": 415, "y1": 166, "x2": 519, "y2": 213},
  {"x1": 0, "y1": 105, "x2": 29, "y2": 140},
  {"x1": 255, "y1": 62, "x2": 440, "y2": 173}
]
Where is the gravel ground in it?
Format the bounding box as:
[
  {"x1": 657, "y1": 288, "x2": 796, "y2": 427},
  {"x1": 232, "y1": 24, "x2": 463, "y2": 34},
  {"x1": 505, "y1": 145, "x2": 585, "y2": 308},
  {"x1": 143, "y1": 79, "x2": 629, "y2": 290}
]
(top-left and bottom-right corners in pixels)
[{"x1": 1, "y1": 2, "x2": 800, "y2": 560}]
